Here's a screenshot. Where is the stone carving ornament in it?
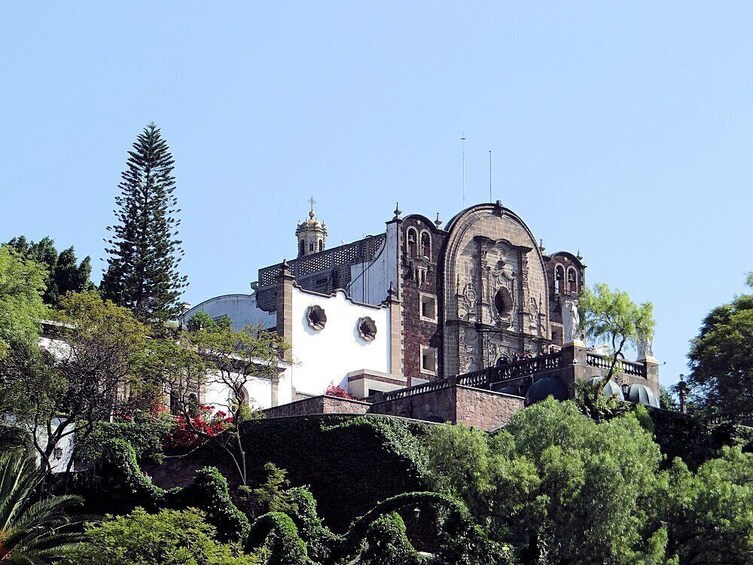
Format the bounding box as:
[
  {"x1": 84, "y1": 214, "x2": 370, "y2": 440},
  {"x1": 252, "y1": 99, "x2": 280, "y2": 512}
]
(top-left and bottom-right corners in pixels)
[
  {"x1": 562, "y1": 298, "x2": 581, "y2": 343},
  {"x1": 637, "y1": 335, "x2": 653, "y2": 358},
  {"x1": 458, "y1": 282, "x2": 478, "y2": 321}
]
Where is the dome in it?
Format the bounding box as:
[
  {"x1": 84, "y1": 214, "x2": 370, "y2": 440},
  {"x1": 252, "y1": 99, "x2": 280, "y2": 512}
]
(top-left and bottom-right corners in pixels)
[
  {"x1": 492, "y1": 383, "x2": 523, "y2": 396},
  {"x1": 626, "y1": 384, "x2": 660, "y2": 408},
  {"x1": 588, "y1": 377, "x2": 625, "y2": 401},
  {"x1": 525, "y1": 376, "x2": 569, "y2": 406}
]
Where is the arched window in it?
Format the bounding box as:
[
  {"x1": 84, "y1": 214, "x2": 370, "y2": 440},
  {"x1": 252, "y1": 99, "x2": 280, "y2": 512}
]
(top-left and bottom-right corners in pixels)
[
  {"x1": 318, "y1": 239, "x2": 323, "y2": 252},
  {"x1": 555, "y1": 265, "x2": 564, "y2": 294},
  {"x1": 229, "y1": 384, "x2": 249, "y2": 410},
  {"x1": 406, "y1": 228, "x2": 418, "y2": 258},
  {"x1": 299, "y1": 240, "x2": 305, "y2": 257},
  {"x1": 420, "y1": 231, "x2": 431, "y2": 258},
  {"x1": 567, "y1": 268, "x2": 577, "y2": 293}
]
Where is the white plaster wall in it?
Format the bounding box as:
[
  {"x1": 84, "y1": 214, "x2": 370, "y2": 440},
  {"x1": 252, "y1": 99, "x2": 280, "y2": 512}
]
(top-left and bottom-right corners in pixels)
[
  {"x1": 181, "y1": 294, "x2": 276, "y2": 331},
  {"x1": 290, "y1": 287, "x2": 391, "y2": 396},
  {"x1": 201, "y1": 366, "x2": 292, "y2": 411},
  {"x1": 2, "y1": 415, "x2": 76, "y2": 474}
]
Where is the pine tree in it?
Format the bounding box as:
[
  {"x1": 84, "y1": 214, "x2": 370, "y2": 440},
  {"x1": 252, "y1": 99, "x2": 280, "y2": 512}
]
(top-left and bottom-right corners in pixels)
[{"x1": 102, "y1": 123, "x2": 187, "y2": 324}]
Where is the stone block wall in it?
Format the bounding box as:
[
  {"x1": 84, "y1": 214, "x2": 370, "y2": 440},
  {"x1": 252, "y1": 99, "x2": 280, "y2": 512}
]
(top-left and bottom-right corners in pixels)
[
  {"x1": 263, "y1": 395, "x2": 370, "y2": 418},
  {"x1": 370, "y1": 387, "x2": 456, "y2": 424},
  {"x1": 371, "y1": 384, "x2": 525, "y2": 431},
  {"x1": 454, "y1": 386, "x2": 525, "y2": 429}
]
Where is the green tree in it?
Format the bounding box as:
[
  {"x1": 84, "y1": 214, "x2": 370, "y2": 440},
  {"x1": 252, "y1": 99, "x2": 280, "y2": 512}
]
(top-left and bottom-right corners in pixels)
[
  {"x1": 101, "y1": 123, "x2": 188, "y2": 325},
  {"x1": 425, "y1": 399, "x2": 672, "y2": 564},
  {"x1": 578, "y1": 283, "x2": 655, "y2": 401},
  {"x1": 687, "y1": 290, "x2": 753, "y2": 421},
  {"x1": 0, "y1": 246, "x2": 47, "y2": 360},
  {"x1": 0, "y1": 449, "x2": 85, "y2": 564},
  {"x1": 2, "y1": 292, "x2": 148, "y2": 473},
  {"x1": 664, "y1": 447, "x2": 753, "y2": 564},
  {"x1": 67, "y1": 508, "x2": 256, "y2": 565},
  {"x1": 6, "y1": 236, "x2": 93, "y2": 306}
]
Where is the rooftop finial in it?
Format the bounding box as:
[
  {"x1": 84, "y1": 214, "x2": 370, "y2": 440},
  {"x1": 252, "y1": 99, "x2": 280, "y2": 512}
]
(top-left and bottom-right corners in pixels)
[
  {"x1": 393, "y1": 202, "x2": 401, "y2": 220},
  {"x1": 435, "y1": 212, "x2": 443, "y2": 228},
  {"x1": 308, "y1": 196, "x2": 316, "y2": 219},
  {"x1": 539, "y1": 239, "x2": 546, "y2": 253}
]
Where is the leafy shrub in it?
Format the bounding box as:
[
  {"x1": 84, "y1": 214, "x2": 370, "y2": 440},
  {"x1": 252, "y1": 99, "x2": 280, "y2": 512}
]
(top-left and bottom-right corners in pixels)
[
  {"x1": 80, "y1": 439, "x2": 249, "y2": 544},
  {"x1": 246, "y1": 512, "x2": 311, "y2": 565},
  {"x1": 77, "y1": 417, "x2": 173, "y2": 467},
  {"x1": 92, "y1": 438, "x2": 165, "y2": 514},
  {"x1": 358, "y1": 512, "x2": 425, "y2": 565},
  {"x1": 272, "y1": 486, "x2": 340, "y2": 563},
  {"x1": 173, "y1": 467, "x2": 250, "y2": 543},
  {"x1": 67, "y1": 507, "x2": 256, "y2": 565},
  {"x1": 340, "y1": 491, "x2": 506, "y2": 565}
]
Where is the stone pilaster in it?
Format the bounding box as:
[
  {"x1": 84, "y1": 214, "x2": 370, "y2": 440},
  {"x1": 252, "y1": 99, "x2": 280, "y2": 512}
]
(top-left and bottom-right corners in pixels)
[
  {"x1": 270, "y1": 376, "x2": 279, "y2": 407},
  {"x1": 276, "y1": 259, "x2": 294, "y2": 363},
  {"x1": 386, "y1": 282, "x2": 402, "y2": 377},
  {"x1": 639, "y1": 356, "x2": 660, "y2": 396}
]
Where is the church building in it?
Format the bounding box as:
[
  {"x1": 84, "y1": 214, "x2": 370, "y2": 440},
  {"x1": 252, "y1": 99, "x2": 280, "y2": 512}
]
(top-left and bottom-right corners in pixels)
[{"x1": 181, "y1": 200, "x2": 609, "y2": 408}]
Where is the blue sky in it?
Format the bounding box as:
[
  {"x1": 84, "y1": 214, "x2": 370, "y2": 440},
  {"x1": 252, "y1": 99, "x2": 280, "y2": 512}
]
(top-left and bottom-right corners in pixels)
[{"x1": 2, "y1": 2, "x2": 752, "y2": 387}]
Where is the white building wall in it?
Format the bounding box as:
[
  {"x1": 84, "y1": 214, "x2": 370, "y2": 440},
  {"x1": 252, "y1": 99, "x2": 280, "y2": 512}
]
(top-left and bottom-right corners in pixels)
[
  {"x1": 348, "y1": 239, "x2": 394, "y2": 306},
  {"x1": 348, "y1": 226, "x2": 399, "y2": 306},
  {"x1": 201, "y1": 367, "x2": 292, "y2": 411},
  {"x1": 290, "y1": 287, "x2": 391, "y2": 396},
  {"x1": 181, "y1": 294, "x2": 276, "y2": 331}
]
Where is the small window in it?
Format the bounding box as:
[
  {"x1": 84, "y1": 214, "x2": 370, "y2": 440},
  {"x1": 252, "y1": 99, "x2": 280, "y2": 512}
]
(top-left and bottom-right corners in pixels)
[
  {"x1": 421, "y1": 346, "x2": 437, "y2": 374},
  {"x1": 309, "y1": 242, "x2": 315, "y2": 252},
  {"x1": 229, "y1": 384, "x2": 249, "y2": 411},
  {"x1": 318, "y1": 239, "x2": 323, "y2": 252},
  {"x1": 420, "y1": 293, "x2": 437, "y2": 322},
  {"x1": 358, "y1": 317, "x2": 377, "y2": 341},
  {"x1": 307, "y1": 305, "x2": 327, "y2": 330},
  {"x1": 299, "y1": 240, "x2": 305, "y2": 257}
]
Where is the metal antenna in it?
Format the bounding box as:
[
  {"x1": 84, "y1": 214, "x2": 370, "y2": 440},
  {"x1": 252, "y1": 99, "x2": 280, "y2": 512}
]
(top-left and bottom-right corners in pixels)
[
  {"x1": 489, "y1": 150, "x2": 492, "y2": 202},
  {"x1": 461, "y1": 134, "x2": 467, "y2": 207}
]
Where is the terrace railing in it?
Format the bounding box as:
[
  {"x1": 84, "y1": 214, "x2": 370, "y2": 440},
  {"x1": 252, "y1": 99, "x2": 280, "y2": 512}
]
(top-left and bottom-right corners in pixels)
[{"x1": 585, "y1": 352, "x2": 646, "y2": 377}]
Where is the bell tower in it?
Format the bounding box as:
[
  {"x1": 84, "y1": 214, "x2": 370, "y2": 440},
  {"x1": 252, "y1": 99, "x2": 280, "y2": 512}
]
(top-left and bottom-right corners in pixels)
[{"x1": 295, "y1": 197, "x2": 327, "y2": 257}]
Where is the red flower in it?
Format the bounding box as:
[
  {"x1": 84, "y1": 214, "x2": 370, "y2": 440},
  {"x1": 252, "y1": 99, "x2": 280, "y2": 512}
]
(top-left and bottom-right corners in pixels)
[
  {"x1": 163, "y1": 404, "x2": 233, "y2": 451},
  {"x1": 325, "y1": 383, "x2": 355, "y2": 399}
]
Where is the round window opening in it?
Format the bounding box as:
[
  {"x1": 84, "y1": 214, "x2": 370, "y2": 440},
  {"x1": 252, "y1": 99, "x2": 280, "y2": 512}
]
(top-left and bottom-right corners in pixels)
[
  {"x1": 358, "y1": 317, "x2": 377, "y2": 341},
  {"x1": 494, "y1": 288, "x2": 513, "y2": 317},
  {"x1": 307, "y1": 305, "x2": 327, "y2": 330}
]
